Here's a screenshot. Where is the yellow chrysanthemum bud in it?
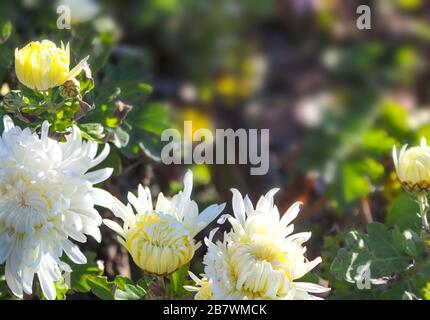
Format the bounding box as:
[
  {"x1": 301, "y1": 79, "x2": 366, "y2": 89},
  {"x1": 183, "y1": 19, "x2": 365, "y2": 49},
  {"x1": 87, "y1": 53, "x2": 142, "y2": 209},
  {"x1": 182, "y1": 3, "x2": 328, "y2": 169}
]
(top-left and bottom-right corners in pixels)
[
  {"x1": 393, "y1": 138, "x2": 430, "y2": 194},
  {"x1": 125, "y1": 212, "x2": 197, "y2": 275},
  {"x1": 14, "y1": 40, "x2": 88, "y2": 91}
]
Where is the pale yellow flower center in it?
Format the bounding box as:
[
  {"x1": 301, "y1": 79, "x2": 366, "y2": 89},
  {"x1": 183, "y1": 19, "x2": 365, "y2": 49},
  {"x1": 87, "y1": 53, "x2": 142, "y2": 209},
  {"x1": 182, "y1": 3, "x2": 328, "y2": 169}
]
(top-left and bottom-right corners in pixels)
[
  {"x1": 0, "y1": 170, "x2": 63, "y2": 234},
  {"x1": 227, "y1": 240, "x2": 293, "y2": 299}
]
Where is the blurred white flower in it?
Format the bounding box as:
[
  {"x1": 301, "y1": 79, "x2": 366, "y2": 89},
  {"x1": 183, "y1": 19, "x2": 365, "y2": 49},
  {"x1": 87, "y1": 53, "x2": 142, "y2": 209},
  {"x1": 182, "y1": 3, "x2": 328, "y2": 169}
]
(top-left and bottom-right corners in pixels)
[
  {"x1": 321, "y1": 48, "x2": 342, "y2": 69},
  {"x1": 104, "y1": 170, "x2": 225, "y2": 276},
  {"x1": 56, "y1": 0, "x2": 100, "y2": 24},
  {"x1": 408, "y1": 109, "x2": 430, "y2": 130},
  {"x1": 294, "y1": 92, "x2": 335, "y2": 128},
  {"x1": 0, "y1": 116, "x2": 113, "y2": 300},
  {"x1": 202, "y1": 189, "x2": 329, "y2": 300}
]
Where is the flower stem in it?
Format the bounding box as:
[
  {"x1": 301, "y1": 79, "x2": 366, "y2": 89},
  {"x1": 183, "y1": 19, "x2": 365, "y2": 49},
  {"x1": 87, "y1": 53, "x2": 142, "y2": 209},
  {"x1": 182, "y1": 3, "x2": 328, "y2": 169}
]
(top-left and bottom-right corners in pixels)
[{"x1": 418, "y1": 194, "x2": 430, "y2": 234}]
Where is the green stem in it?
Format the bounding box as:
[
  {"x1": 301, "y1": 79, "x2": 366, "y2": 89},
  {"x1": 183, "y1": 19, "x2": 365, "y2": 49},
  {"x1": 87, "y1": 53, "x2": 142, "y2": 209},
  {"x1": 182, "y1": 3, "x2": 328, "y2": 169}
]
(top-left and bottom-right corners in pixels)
[
  {"x1": 158, "y1": 276, "x2": 169, "y2": 299},
  {"x1": 418, "y1": 194, "x2": 430, "y2": 235}
]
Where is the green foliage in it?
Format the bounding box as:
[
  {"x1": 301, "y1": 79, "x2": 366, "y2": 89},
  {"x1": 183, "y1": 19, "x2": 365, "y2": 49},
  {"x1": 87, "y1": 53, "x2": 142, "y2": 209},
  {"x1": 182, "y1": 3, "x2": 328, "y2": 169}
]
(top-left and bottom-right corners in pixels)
[
  {"x1": 51, "y1": 252, "x2": 150, "y2": 300},
  {"x1": 54, "y1": 278, "x2": 69, "y2": 300},
  {"x1": 379, "y1": 101, "x2": 409, "y2": 139},
  {"x1": 114, "y1": 277, "x2": 148, "y2": 300},
  {"x1": 87, "y1": 276, "x2": 115, "y2": 300},
  {"x1": 362, "y1": 129, "x2": 396, "y2": 155},
  {"x1": 169, "y1": 263, "x2": 190, "y2": 297},
  {"x1": 64, "y1": 252, "x2": 104, "y2": 294},
  {"x1": 87, "y1": 59, "x2": 172, "y2": 159},
  {"x1": 319, "y1": 233, "x2": 369, "y2": 299},
  {"x1": 331, "y1": 223, "x2": 428, "y2": 299},
  {"x1": 87, "y1": 275, "x2": 148, "y2": 300},
  {"x1": 340, "y1": 161, "x2": 370, "y2": 203}
]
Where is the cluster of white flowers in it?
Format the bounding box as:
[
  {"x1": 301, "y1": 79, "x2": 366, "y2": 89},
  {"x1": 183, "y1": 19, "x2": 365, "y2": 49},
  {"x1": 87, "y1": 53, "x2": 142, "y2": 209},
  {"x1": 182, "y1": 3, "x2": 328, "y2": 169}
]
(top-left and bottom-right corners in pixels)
[{"x1": 0, "y1": 117, "x2": 328, "y2": 300}]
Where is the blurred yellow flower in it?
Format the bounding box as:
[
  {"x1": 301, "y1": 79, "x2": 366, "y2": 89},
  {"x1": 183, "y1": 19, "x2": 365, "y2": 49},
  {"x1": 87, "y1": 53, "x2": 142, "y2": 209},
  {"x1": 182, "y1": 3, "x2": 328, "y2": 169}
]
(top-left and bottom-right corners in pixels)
[
  {"x1": 0, "y1": 83, "x2": 10, "y2": 96},
  {"x1": 393, "y1": 138, "x2": 430, "y2": 193},
  {"x1": 15, "y1": 40, "x2": 88, "y2": 91},
  {"x1": 103, "y1": 170, "x2": 225, "y2": 275},
  {"x1": 214, "y1": 55, "x2": 266, "y2": 100},
  {"x1": 216, "y1": 74, "x2": 237, "y2": 97},
  {"x1": 182, "y1": 108, "x2": 213, "y2": 142}
]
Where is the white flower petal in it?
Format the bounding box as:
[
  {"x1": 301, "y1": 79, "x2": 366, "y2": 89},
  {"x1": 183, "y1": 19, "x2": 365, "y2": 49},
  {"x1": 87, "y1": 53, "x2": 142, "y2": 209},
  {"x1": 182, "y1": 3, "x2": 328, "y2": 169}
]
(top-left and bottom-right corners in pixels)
[
  {"x1": 91, "y1": 188, "x2": 113, "y2": 209},
  {"x1": 293, "y1": 282, "x2": 330, "y2": 293},
  {"x1": 230, "y1": 188, "x2": 246, "y2": 226},
  {"x1": 3, "y1": 115, "x2": 14, "y2": 132},
  {"x1": 280, "y1": 202, "x2": 302, "y2": 228},
  {"x1": 197, "y1": 203, "x2": 226, "y2": 232},
  {"x1": 37, "y1": 269, "x2": 56, "y2": 300},
  {"x1": 84, "y1": 168, "x2": 113, "y2": 184},
  {"x1": 62, "y1": 240, "x2": 87, "y2": 264},
  {"x1": 90, "y1": 143, "x2": 110, "y2": 168},
  {"x1": 103, "y1": 219, "x2": 124, "y2": 236}
]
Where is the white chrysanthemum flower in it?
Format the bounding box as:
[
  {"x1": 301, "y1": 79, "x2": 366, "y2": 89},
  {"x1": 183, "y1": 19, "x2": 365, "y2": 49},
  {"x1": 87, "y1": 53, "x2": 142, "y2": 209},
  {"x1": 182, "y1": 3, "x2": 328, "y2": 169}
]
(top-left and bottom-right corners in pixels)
[
  {"x1": 393, "y1": 138, "x2": 430, "y2": 193},
  {"x1": 0, "y1": 116, "x2": 113, "y2": 300},
  {"x1": 103, "y1": 170, "x2": 225, "y2": 276},
  {"x1": 202, "y1": 188, "x2": 329, "y2": 300}
]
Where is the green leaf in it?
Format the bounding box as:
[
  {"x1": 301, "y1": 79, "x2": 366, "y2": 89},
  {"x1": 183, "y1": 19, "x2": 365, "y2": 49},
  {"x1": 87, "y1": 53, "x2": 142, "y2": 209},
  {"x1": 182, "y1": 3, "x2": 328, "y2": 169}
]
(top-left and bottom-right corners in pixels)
[
  {"x1": 134, "y1": 102, "x2": 170, "y2": 135},
  {"x1": 386, "y1": 194, "x2": 420, "y2": 231},
  {"x1": 0, "y1": 21, "x2": 11, "y2": 44},
  {"x1": 79, "y1": 123, "x2": 106, "y2": 141},
  {"x1": 341, "y1": 162, "x2": 372, "y2": 203},
  {"x1": 136, "y1": 276, "x2": 150, "y2": 291},
  {"x1": 64, "y1": 252, "x2": 104, "y2": 293},
  {"x1": 119, "y1": 101, "x2": 173, "y2": 159},
  {"x1": 54, "y1": 277, "x2": 69, "y2": 300},
  {"x1": 363, "y1": 158, "x2": 385, "y2": 181},
  {"x1": 87, "y1": 276, "x2": 115, "y2": 300},
  {"x1": 114, "y1": 283, "x2": 146, "y2": 300},
  {"x1": 77, "y1": 65, "x2": 95, "y2": 97},
  {"x1": 113, "y1": 275, "x2": 134, "y2": 289},
  {"x1": 404, "y1": 229, "x2": 426, "y2": 257},
  {"x1": 169, "y1": 263, "x2": 190, "y2": 297},
  {"x1": 113, "y1": 276, "x2": 148, "y2": 300},
  {"x1": 362, "y1": 129, "x2": 397, "y2": 155}
]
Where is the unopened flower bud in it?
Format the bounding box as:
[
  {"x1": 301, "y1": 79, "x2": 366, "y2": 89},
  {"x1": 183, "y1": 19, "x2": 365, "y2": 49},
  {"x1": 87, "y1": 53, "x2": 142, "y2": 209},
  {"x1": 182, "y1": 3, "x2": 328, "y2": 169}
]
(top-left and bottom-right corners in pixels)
[
  {"x1": 60, "y1": 79, "x2": 81, "y2": 99},
  {"x1": 393, "y1": 138, "x2": 430, "y2": 194}
]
